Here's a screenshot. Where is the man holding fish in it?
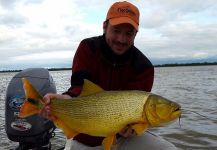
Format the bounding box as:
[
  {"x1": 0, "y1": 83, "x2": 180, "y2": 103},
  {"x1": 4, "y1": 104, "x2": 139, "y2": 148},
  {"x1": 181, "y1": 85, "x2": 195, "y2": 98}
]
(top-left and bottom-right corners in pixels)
[{"x1": 37, "y1": 1, "x2": 179, "y2": 150}]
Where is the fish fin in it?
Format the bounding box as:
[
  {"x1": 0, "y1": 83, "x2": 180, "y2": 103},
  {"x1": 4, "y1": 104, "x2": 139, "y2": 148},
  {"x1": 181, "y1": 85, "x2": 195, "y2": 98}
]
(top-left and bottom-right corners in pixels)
[
  {"x1": 19, "y1": 78, "x2": 43, "y2": 118},
  {"x1": 102, "y1": 135, "x2": 116, "y2": 150},
  {"x1": 113, "y1": 135, "x2": 117, "y2": 145},
  {"x1": 22, "y1": 78, "x2": 43, "y2": 101},
  {"x1": 79, "y1": 79, "x2": 104, "y2": 97},
  {"x1": 53, "y1": 118, "x2": 79, "y2": 139},
  {"x1": 19, "y1": 100, "x2": 39, "y2": 118},
  {"x1": 131, "y1": 123, "x2": 149, "y2": 135}
]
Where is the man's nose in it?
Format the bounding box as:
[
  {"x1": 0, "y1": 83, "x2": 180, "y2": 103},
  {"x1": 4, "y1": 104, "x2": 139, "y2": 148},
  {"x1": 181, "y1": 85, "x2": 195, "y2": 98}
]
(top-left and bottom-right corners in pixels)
[{"x1": 116, "y1": 33, "x2": 127, "y2": 43}]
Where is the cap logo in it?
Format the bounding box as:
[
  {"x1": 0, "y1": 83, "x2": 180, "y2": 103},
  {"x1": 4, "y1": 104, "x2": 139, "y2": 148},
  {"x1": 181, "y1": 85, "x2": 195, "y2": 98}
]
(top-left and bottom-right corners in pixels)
[{"x1": 117, "y1": 7, "x2": 136, "y2": 17}]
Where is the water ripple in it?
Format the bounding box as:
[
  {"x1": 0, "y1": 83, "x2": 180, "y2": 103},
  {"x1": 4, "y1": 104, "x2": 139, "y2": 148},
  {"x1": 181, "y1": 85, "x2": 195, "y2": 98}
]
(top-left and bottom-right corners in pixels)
[{"x1": 1, "y1": 66, "x2": 217, "y2": 149}]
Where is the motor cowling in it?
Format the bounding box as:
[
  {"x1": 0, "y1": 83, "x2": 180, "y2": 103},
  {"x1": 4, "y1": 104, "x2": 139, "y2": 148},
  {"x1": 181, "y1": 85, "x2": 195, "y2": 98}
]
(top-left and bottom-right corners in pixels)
[{"x1": 5, "y1": 68, "x2": 56, "y2": 149}]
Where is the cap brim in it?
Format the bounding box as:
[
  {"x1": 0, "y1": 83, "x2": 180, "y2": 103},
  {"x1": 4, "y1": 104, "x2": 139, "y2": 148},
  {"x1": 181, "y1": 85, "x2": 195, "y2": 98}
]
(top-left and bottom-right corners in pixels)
[{"x1": 109, "y1": 17, "x2": 138, "y2": 31}]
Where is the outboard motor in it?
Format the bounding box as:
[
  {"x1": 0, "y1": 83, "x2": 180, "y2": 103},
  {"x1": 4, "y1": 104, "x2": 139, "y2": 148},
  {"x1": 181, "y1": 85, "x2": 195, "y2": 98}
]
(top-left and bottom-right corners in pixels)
[{"x1": 5, "y1": 68, "x2": 56, "y2": 150}]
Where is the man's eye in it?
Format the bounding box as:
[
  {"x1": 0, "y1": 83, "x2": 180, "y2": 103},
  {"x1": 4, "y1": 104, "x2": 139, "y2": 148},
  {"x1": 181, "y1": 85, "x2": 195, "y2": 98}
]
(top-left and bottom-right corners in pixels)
[
  {"x1": 127, "y1": 32, "x2": 133, "y2": 36},
  {"x1": 113, "y1": 29, "x2": 120, "y2": 33}
]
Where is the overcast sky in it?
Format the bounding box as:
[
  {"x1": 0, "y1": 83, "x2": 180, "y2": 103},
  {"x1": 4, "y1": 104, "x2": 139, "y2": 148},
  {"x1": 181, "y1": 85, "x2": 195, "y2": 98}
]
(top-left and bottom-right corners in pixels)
[{"x1": 0, "y1": 0, "x2": 217, "y2": 70}]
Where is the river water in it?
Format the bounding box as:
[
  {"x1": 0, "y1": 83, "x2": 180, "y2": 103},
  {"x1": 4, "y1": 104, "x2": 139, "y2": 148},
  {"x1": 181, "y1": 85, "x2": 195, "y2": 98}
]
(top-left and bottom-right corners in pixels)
[{"x1": 0, "y1": 66, "x2": 217, "y2": 150}]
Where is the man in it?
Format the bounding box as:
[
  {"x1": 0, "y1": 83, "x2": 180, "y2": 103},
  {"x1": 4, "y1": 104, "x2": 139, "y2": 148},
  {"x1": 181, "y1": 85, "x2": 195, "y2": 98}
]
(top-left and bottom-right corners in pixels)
[{"x1": 41, "y1": 1, "x2": 177, "y2": 150}]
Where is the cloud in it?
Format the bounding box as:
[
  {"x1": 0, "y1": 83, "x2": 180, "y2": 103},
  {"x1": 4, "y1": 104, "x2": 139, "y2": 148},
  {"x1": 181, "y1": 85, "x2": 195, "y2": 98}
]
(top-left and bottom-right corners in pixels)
[
  {"x1": 134, "y1": 0, "x2": 217, "y2": 60},
  {"x1": 139, "y1": 0, "x2": 217, "y2": 28},
  {"x1": 0, "y1": 0, "x2": 16, "y2": 9},
  {"x1": 0, "y1": 50, "x2": 75, "y2": 70},
  {"x1": 0, "y1": 12, "x2": 28, "y2": 27},
  {"x1": 12, "y1": 50, "x2": 74, "y2": 61},
  {"x1": 0, "y1": 0, "x2": 217, "y2": 70},
  {"x1": 0, "y1": 0, "x2": 44, "y2": 10}
]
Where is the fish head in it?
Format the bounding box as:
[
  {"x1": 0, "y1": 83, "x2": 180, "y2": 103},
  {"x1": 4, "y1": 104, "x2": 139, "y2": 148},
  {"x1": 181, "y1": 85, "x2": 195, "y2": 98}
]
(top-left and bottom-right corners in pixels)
[{"x1": 144, "y1": 94, "x2": 181, "y2": 127}]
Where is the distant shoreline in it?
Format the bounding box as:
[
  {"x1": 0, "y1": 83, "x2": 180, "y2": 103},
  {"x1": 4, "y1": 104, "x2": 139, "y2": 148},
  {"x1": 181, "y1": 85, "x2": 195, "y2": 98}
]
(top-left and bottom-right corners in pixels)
[
  {"x1": 154, "y1": 61, "x2": 217, "y2": 67},
  {"x1": 1, "y1": 62, "x2": 217, "y2": 73}
]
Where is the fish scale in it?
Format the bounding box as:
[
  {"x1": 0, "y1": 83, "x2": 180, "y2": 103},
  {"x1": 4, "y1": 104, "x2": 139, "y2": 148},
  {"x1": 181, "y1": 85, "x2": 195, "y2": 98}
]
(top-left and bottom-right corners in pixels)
[{"x1": 50, "y1": 91, "x2": 147, "y2": 136}]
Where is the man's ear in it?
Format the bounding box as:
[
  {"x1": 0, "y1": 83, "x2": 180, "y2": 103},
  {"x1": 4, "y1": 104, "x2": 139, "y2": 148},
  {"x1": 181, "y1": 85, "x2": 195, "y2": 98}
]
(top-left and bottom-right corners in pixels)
[{"x1": 103, "y1": 20, "x2": 108, "y2": 33}]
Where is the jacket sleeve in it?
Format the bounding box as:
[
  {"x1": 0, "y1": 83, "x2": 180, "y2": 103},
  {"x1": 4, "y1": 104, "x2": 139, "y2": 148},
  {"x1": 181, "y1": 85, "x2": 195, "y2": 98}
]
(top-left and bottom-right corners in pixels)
[
  {"x1": 63, "y1": 40, "x2": 93, "y2": 97},
  {"x1": 125, "y1": 66, "x2": 154, "y2": 92}
]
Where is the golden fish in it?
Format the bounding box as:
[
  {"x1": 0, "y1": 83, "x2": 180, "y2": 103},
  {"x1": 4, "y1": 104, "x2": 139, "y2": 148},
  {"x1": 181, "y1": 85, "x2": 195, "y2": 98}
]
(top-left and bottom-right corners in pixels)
[{"x1": 19, "y1": 78, "x2": 181, "y2": 150}]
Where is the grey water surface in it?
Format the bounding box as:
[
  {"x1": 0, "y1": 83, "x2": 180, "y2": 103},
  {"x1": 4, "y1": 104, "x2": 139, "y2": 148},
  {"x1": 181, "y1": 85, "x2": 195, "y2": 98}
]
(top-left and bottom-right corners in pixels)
[{"x1": 0, "y1": 66, "x2": 217, "y2": 150}]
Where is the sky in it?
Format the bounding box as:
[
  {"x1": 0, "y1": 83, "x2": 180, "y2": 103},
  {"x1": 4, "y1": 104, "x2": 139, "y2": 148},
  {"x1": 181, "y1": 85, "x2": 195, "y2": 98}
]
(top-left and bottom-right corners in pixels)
[{"x1": 0, "y1": 0, "x2": 217, "y2": 70}]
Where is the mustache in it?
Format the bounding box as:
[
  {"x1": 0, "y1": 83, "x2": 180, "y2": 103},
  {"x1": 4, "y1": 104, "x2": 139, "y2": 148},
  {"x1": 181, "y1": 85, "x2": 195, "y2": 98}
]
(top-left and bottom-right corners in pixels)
[{"x1": 113, "y1": 41, "x2": 128, "y2": 47}]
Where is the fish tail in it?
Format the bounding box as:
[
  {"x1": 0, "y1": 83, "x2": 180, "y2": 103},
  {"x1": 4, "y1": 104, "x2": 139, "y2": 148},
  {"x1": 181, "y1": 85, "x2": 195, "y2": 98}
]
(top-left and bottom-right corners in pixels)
[{"x1": 19, "y1": 78, "x2": 43, "y2": 118}]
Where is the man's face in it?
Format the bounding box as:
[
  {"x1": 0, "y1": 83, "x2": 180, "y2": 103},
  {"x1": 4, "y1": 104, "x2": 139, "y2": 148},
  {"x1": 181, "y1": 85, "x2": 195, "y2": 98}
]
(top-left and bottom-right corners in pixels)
[{"x1": 104, "y1": 22, "x2": 137, "y2": 55}]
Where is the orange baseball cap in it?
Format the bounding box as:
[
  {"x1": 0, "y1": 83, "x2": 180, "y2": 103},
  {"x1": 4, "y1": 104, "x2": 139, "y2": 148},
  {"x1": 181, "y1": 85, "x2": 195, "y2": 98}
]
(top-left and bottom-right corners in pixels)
[{"x1": 106, "y1": 1, "x2": 140, "y2": 31}]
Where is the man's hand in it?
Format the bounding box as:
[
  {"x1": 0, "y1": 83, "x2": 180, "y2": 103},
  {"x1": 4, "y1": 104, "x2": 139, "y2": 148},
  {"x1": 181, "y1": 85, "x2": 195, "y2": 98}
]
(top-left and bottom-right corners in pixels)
[
  {"x1": 118, "y1": 124, "x2": 135, "y2": 138},
  {"x1": 38, "y1": 93, "x2": 72, "y2": 120}
]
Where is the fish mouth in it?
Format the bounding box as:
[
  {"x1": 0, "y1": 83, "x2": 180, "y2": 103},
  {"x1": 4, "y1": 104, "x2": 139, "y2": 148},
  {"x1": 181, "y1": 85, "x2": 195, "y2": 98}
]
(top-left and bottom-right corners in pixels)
[
  {"x1": 174, "y1": 107, "x2": 181, "y2": 112},
  {"x1": 172, "y1": 107, "x2": 182, "y2": 118}
]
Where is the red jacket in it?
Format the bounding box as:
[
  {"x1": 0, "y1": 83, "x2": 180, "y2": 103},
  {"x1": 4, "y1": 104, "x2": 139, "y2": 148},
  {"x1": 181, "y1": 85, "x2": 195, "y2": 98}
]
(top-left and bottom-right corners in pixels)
[{"x1": 64, "y1": 35, "x2": 154, "y2": 146}]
